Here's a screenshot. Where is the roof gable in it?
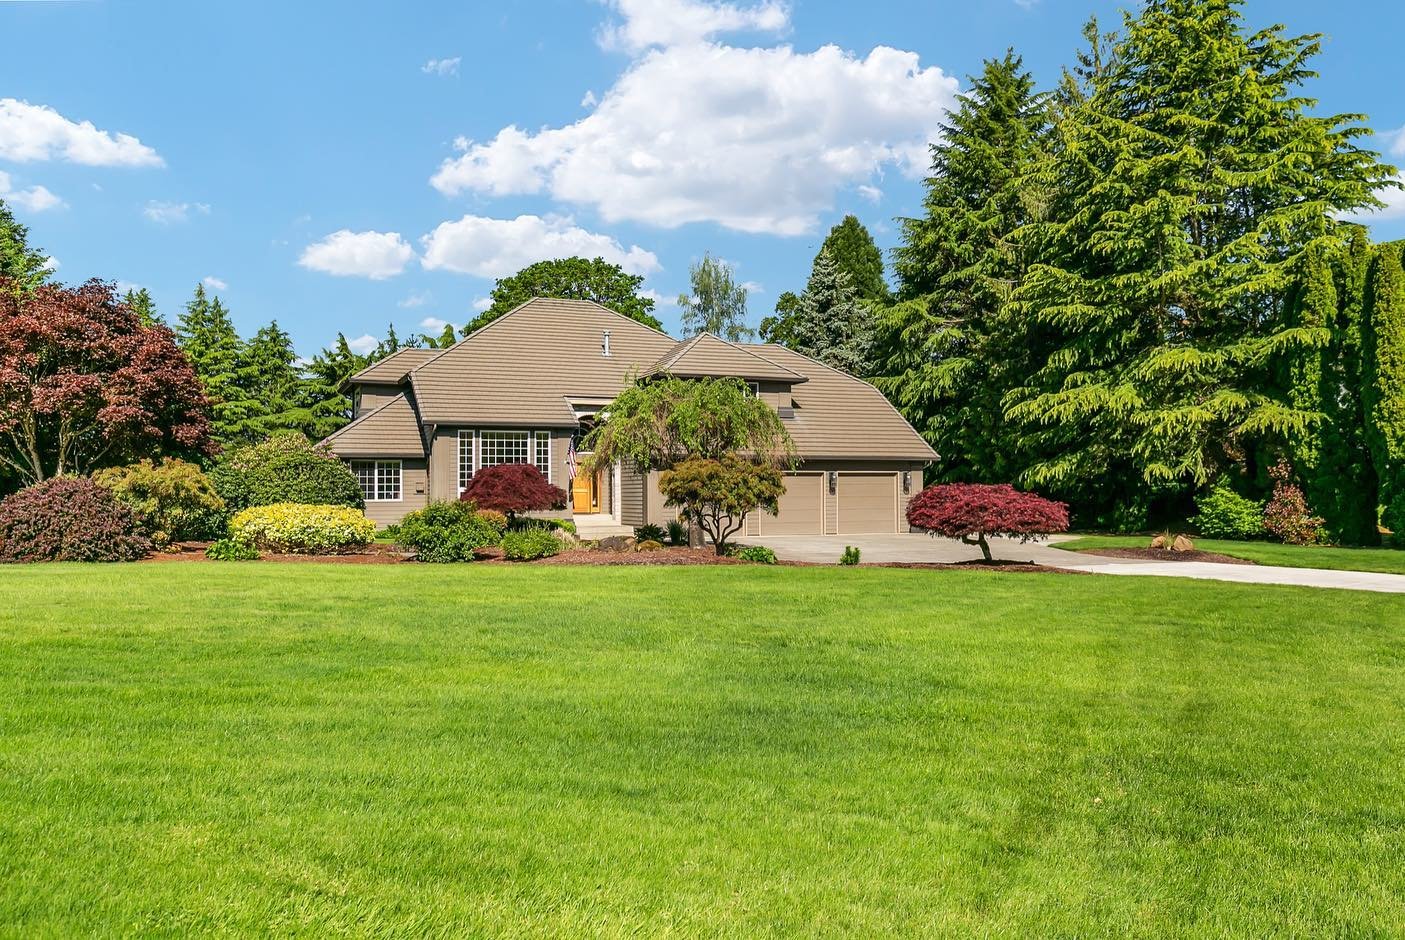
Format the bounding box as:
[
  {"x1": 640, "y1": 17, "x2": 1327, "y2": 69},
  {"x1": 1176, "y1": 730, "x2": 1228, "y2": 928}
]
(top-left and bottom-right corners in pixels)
[
  {"x1": 347, "y1": 347, "x2": 439, "y2": 386},
  {"x1": 322, "y1": 393, "x2": 426, "y2": 458},
  {"x1": 647, "y1": 333, "x2": 807, "y2": 383},
  {"x1": 408, "y1": 298, "x2": 678, "y2": 426}
]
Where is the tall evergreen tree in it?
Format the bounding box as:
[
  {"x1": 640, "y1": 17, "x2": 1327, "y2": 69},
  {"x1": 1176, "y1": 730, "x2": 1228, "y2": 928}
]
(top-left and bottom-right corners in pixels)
[
  {"x1": 176, "y1": 284, "x2": 262, "y2": 445},
  {"x1": 0, "y1": 199, "x2": 50, "y2": 293},
  {"x1": 123, "y1": 287, "x2": 162, "y2": 327},
  {"x1": 874, "y1": 51, "x2": 1047, "y2": 486},
  {"x1": 245, "y1": 321, "x2": 310, "y2": 436},
  {"x1": 302, "y1": 334, "x2": 370, "y2": 439},
  {"x1": 1363, "y1": 242, "x2": 1405, "y2": 541},
  {"x1": 678, "y1": 253, "x2": 752, "y2": 341},
  {"x1": 784, "y1": 248, "x2": 877, "y2": 376},
  {"x1": 819, "y1": 215, "x2": 889, "y2": 305},
  {"x1": 1004, "y1": 0, "x2": 1392, "y2": 523}
]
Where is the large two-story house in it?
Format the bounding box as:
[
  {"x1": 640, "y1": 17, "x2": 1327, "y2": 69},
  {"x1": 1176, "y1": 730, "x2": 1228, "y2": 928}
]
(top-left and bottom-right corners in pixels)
[{"x1": 322, "y1": 297, "x2": 936, "y2": 534}]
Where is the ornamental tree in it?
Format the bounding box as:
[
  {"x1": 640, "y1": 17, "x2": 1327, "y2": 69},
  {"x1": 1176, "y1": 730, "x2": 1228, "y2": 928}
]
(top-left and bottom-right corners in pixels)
[
  {"x1": 464, "y1": 256, "x2": 663, "y2": 335},
  {"x1": 658, "y1": 456, "x2": 785, "y2": 555},
  {"x1": 584, "y1": 376, "x2": 796, "y2": 473},
  {"x1": 906, "y1": 483, "x2": 1069, "y2": 562},
  {"x1": 459, "y1": 463, "x2": 567, "y2": 520},
  {"x1": 0, "y1": 278, "x2": 214, "y2": 484}
]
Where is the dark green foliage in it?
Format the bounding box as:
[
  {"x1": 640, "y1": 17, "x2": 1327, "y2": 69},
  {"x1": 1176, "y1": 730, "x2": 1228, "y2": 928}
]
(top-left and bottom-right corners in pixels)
[
  {"x1": 463, "y1": 257, "x2": 662, "y2": 336},
  {"x1": 501, "y1": 528, "x2": 562, "y2": 560},
  {"x1": 396, "y1": 501, "x2": 500, "y2": 563},
  {"x1": 759, "y1": 291, "x2": 802, "y2": 347},
  {"x1": 1005, "y1": 1, "x2": 1392, "y2": 511},
  {"x1": 666, "y1": 519, "x2": 687, "y2": 546},
  {"x1": 0, "y1": 476, "x2": 152, "y2": 562},
  {"x1": 875, "y1": 52, "x2": 1047, "y2": 489},
  {"x1": 678, "y1": 253, "x2": 752, "y2": 341},
  {"x1": 770, "y1": 248, "x2": 877, "y2": 376},
  {"x1": 92, "y1": 458, "x2": 226, "y2": 547},
  {"x1": 123, "y1": 287, "x2": 162, "y2": 327},
  {"x1": 211, "y1": 432, "x2": 364, "y2": 513},
  {"x1": 0, "y1": 198, "x2": 50, "y2": 294},
  {"x1": 820, "y1": 215, "x2": 889, "y2": 306},
  {"x1": 1192, "y1": 484, "x2": 1265, "y2": 540},
  {"x1": 1363, "y1": 242, "x2": 1405, "y2": 540},
  {"x1": 205, "y1": 536, "x2": 260, "y2": 561},
  {"x1": 176, "y1": 284, "x2": 263, "y2": 446},
  {"x1": 634, "y1": 524, "x2": 666, "y2": 543},
  {"x1": 244, "y1": 321, "x2": 316, "y2": 437},
  {"x1": 735, "y1": 545, "x2": 777, "y2": 565},
  {"x1": 839, "y1": 546, "x2": 861, "y2": 566},
  {"x1": 658, "y1": 456, "x2": 786, "y2": 555}
]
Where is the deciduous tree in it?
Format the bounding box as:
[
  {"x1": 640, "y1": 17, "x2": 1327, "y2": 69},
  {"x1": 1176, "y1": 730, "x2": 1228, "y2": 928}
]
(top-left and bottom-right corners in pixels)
[
  {"x1": 464, "y1": 256, "x2": 662, "y2": 335},
  {"x1": 458, "y1": 463, "x2": 566, "y2": 520},
  {"x1": 906, "y1": 483, "x2": 1069, "y2": 562},
  {"x1": 658, "y1": 456, "x2": 785, "y2": 555},
  {"x1": 0, "y1": 279, "x2": 213, "y2": 483},
  {"x1": 678, "y1": 253, "x2": 752, "y2": 341}
]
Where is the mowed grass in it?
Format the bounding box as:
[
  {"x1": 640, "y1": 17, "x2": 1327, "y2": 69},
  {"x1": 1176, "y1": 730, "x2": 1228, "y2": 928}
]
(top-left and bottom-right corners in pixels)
[
  {"x1": 1057, "y1": 534, "x2": 1405, "y2": 575},
  {"x1": 2, "y1": 565, "x2": 1404, "y2": 936}
]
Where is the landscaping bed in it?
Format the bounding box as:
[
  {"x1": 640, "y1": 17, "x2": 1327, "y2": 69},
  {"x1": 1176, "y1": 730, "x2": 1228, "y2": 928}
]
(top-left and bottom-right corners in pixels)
[
  {"x1": 146, "y1": 541, "x2": 410, "y2": 564},
  {"x1": 1073, "y1": 546, "x2": 1256, "y2": 565}
]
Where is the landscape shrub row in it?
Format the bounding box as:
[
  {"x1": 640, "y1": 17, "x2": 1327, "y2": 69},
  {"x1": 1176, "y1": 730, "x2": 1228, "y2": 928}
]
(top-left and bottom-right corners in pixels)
[{"x1": 228, "y1": 503, "x2": 375, "y2": 554}]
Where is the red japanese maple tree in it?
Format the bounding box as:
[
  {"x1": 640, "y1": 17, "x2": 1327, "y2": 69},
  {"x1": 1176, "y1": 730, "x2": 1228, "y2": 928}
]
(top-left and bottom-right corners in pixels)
[
  {"x1": 459, "y1": 462, "x2": 567, "y2": 519},
  {"x1": 0, "y1": 278, "x2": 214, "y2": 483},
  {"x1": 906, "y1": 483, "x2": 1069, "y2": 562}
]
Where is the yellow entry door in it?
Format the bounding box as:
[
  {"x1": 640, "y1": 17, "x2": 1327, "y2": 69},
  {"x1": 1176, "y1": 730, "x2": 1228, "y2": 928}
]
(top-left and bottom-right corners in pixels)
[{"x1": 572, "y1": 471, "x2": 596, "y2": 513}]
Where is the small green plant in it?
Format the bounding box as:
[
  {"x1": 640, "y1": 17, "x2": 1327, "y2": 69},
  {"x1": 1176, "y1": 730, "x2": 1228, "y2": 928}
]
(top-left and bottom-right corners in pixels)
[
  {"x1": 839, "y1": 546, "x2": 861, "y2": 566},
  {"x1": 502, "y1": 528, "x2": 562, "y2": 561},
  {"x1": 636, "y1": 539, "x2": 665, "y2": 552},
  {"x1": 735, "y1": 545, "x2": 777, "y2": 565},
  {"x1": 552, "y1": 519, "x2": 577, "y2": 536},
  {"x1": 205, "y1": 536, "x2": 259, "y2": 561},
  {"x1": 634, "y1": 523, "x2": 666, "y2": 542},
  {"x1": 1193, "y1": 482, "x2": 1265, "y2": 539},
  {"x1": 666, "y1": 519, "x2": 687, "y2": 546}
]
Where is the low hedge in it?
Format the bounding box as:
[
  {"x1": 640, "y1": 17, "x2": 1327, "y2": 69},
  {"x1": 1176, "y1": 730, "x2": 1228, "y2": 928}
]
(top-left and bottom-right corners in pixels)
[
  {"x1": 396, "y1": 501, "x2": 501, "y2": 563},
  {"x1": 502, "y1": 528, "x2": 562, "y2": 561},
  {"x1": 0, "y1": 476, "x2": 153, "y2": 563},
  {"x1": 228, "y1": 503, "x2": 375, "y2": 554}
]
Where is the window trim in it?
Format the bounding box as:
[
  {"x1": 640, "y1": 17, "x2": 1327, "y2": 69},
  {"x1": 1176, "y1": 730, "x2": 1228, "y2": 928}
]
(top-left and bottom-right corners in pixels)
[
  {"x1": 351, "y1": 459, "x2": 403, "y2": 503},
  {"x1": 468, "y1": 428, "x2": 555, "y2": 485},
  {"x1": 458, "y1": 429, "x2": 475, "y2": 495}
]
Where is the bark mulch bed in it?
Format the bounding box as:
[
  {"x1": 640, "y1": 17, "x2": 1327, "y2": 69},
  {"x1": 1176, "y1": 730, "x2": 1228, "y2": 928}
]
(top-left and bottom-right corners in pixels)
[
  {"x1": 477, "y1": 546, "x2": 743, "y2": 565},
  {"x1": 144, "y1": 542, "x2": 411, "y2": 564},
  {"x1": 871, "y1": 559, "x2": 1085, "y2": 575},
  {"x1": 1075, "y1": 547, "x2": 1256, "y2": 565}
]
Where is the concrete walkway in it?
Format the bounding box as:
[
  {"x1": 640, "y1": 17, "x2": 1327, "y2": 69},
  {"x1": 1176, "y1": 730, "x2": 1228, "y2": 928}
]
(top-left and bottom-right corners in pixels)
[{"x1": 735, "y1": 533, "x2": 1405, "y2": 594}]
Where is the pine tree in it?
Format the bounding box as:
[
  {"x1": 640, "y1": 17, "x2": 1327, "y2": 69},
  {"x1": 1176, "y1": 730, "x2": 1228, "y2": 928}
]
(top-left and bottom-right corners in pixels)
[
  {"x1": 423, "y1": 323, "x2": 458, "y2": 348},
  {"x1": 176, "y1": 284, "x2": 263, "y2": 445},
  {"x1": 123, "y1": 287, "x2": 162, "y2": 327},
  {"x1": 1004, "y1": 0, "x2": 1392, "y2": 521},
  {"x1": 302, "y1": 334, "x2": 373, "y2": 439},
  {"x1": 874, "y1": 51, "x2": 1047, "y2": 487},
  {"x1": 1279, "y1": 243, "x2": 1334, "y2": 494},
  {"x1": 245, "y1": 321, "x2": 311, "y2": 436},
  {"x1": 0, "y1": 199, "x2": 50, "y2": 293},
  {"x1": 678, "y1": 253, "x2": 752, "y2": 341},
  {"x1": 786, "y1": 248, "x2": 877, "y2": 376},
  {"x1": 819, "y1": 215, "x2": 889, "y2": 305},
  {"x1": 1363, "y1": 242, "x2": 1405, "y2": 541}
]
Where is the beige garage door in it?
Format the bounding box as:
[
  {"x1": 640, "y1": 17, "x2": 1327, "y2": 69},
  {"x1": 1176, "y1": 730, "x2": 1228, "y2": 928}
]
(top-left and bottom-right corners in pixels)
[
  {"x1": 758, "y1": 473, "x2": 824, "y2": 535},
  {"x1": 838, "y1": 473, "x2": 898, "y2": 534}
]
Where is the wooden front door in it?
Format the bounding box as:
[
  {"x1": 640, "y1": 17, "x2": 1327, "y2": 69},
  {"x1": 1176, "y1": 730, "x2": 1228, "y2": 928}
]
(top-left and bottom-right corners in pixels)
[{"x1": 572, "y1": 470, "x2": 597, "y2": 513}]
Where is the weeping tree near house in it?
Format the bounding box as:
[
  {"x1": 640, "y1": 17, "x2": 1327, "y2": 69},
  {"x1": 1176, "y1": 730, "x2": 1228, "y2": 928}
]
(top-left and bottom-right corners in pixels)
[{"x1": 1002, "y1": 0, "x2": 1393, "y2": 527}]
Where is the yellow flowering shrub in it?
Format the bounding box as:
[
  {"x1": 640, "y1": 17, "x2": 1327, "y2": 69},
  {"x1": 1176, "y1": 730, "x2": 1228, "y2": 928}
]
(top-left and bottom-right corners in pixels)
[{"x1": 229, "y1": 503, "x2": 375, "y2": 554}]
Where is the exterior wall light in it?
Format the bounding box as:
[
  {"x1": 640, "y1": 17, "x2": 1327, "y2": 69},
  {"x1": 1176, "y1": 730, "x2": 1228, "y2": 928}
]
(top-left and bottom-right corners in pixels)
[
  {"x1": 902, "y1": 470, "x2": 912, "y2": 494},
  {"x1": 828, "y1": 470, "x2": 838, "y2": 495}
]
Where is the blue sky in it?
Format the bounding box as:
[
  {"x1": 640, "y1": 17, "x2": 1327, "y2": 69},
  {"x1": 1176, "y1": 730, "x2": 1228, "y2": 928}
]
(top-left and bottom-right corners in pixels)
[{"x1": 2, "y1": 0, "x2": 1402, "y2": 357}]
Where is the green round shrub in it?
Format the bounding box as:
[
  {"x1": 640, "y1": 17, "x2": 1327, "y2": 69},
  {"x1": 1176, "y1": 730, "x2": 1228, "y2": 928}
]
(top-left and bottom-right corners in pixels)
[
  {"x1": 1193, "y1": 483, "x2": 1265, "y2": 539},
  {"x1": 212, "y1": 432, "x2": 363, "y2": 513},
  {"x1": 0, "y1": 476, "x2": 153, "y2": 562},
  {"x1": 735, "y1": 545, "x2": 777, "y2": 565},
  {"x1": 205, "y1": 536, "x2": 260, "y2": 561},
  {"x1": 397, "y1": 501, "x2": 501, "y2": 563},
  {"x1": 634, "y1": 524, "x2": 666, "y2": 543},
  {"x1": 93, "y1": 458, "x2": 226, "y2": 547},
  {"x1": 228, "y1": 503, "x2": 375, "y2": 554},
  {"x1": 502, "y1": 528, "x2": 562, "y2": 561}
]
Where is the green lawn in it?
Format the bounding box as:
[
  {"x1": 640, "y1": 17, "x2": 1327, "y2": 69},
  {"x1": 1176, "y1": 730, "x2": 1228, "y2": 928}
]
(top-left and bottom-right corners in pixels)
[
  {"x1": 2, "y1": 565, "x2": 1403, "y2": 936},
  {"x1": 1056, "y1": 534, "x2": 1405, "y2": 575}
]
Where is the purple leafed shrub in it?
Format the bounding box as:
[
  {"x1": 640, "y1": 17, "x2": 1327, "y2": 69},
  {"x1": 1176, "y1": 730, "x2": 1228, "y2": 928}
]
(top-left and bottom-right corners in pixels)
[{"x1": 0, "y1": 476, "x2": 153, "y2": 562}]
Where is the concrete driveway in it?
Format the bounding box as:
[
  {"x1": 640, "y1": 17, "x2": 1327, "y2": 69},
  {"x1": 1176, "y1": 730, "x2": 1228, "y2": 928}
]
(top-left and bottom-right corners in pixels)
[
  {"x1": 734, "y1": 533, "x2": 1405, "y2": 593},
  {"x1": 733, "y1": 533, "x2": 1089, "y2": 566}
]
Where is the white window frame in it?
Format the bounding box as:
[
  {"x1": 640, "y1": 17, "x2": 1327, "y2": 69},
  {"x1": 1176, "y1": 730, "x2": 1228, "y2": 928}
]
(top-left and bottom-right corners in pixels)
[
  {"x1": 458, "y1": 430, "x2": 476, "y2": 494},
  {"x1": 534, "y1": 430, "x2": 551, "y2": 482},
  {"x1": 746, "y1": 381, "x2": 761, "y2": 397},
  {"x1": 462, "y1": 429, "x2": 554, "y2": 485},
  {"x1": 351, "y1": 459, "x2": 402, "y2": 502}
]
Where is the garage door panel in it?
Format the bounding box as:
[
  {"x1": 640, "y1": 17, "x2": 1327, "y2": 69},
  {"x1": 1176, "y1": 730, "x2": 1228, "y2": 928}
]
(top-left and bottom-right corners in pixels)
[
  {"x1": 759, "y1": 474, "x2": 823, "y2": 535},
  {"x1": 838, "y1": 474, "x2": 897, "y2": 534}
]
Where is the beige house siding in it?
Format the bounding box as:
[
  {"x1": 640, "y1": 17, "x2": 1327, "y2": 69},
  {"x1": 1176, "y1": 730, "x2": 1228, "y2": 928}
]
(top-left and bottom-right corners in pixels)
[
  {"x1": 426, "y1": 425, "x2": 574, "y2": 506},
  {"x1": 348, "y1": 458, "x2": 427, "y2": 528},
  {"x1": 620, "y1": 465, "x2": 646, "y2": 526},
  {"x1": 355, "y1": 384, "x2": 403, "y2": 418},
  {"x1": 323, "y1": 394, "x2": 425, "y2": 459}
]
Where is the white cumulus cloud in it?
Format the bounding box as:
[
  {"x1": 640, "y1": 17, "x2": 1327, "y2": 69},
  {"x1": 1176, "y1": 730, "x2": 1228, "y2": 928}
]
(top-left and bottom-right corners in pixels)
[
  {"x1": 420, "y1": 316, "x2": 452, "y2": 331},
  {"x1": 143, "y1": 200, "x2": 210, "y2": 224},
  {"x1": 0, "y1": 170, "x2": 63, "y2": 212},
  {"x1": 203, "y1": 276, "x2": 228, "y2": 291},
  {"x1": 0, "y1": 98, "x2": 163, "y2": 167},
  {"x1": 597, "y1": 0, "x2": 789, "y2": 52},
  {"x1": 299, "y1": 230, "x2": 415, "y2": 279},
  {"x1": 422, "y1": 57, "x2": 461, "y2": 77},
  {"x1": 420, "y1": 214, "x2": 660, "y2": 278},
  {"x1": 346, "y1": 334, "x2": 380, "y2": 355},
  {"x1": 398, "y1": 291, "x2": 433, "y2": 308},
  {"x1": 43, "y1": 256, "x2": 60, "y2": 272},
  {"x1": 430, "y1": 34, "x2": 957, "y2": 235},
  {"x1": 471, "y1": 296, "x2": 492, "y2": 312}
]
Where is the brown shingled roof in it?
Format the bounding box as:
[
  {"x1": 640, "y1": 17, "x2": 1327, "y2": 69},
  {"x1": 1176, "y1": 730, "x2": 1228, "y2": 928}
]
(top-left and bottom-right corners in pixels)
[
  {"x1": 646, "y1": 333, "x2": 807, "y2": 383},
  {"x1": 322, "y1": 394, "x2": 426, "y2": 458},
  {"x1": 347, "y1": 347, "x2": 440, "y2": 386}
]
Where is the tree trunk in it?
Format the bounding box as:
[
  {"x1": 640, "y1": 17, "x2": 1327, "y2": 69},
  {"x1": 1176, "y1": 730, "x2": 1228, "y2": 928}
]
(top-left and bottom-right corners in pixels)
[{"x1": 962, "y1": 531, "x2": 994, "y2": 562}]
